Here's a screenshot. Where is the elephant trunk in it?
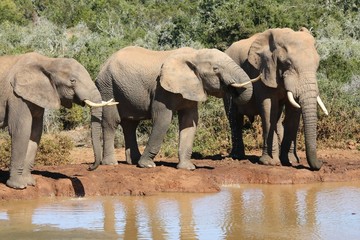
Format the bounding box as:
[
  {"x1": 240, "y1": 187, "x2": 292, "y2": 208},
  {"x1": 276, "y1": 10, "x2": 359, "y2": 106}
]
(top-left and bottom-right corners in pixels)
[
  {"x1": 224, "y1": 60, "x2": 253, "y2": 105},
  {"x1": 298, "y1": 79, "x2": 323, "y2": 170},
  {"x1": 88, "y1": 89, "x2": 103, "y2": 171}
]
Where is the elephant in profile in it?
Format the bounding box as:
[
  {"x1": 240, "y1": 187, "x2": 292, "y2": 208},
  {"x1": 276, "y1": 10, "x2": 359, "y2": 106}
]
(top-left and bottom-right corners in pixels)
[
  {"x1": 89, "y1": 46, "x2": 258, "y2": 171},
  {"x1": 0, "y1": 52, "x2": 114, "y2": 189},
  {"x1": 224, "y1": 27, "x2": 328, "y2": 170}
]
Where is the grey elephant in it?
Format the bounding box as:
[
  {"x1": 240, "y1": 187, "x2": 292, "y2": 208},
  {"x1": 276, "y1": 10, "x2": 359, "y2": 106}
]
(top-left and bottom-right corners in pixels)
[
  {"x1": 89, "y1": 46, "x2": 258, "y2": 170},
  {"x1": 0, "y1": 52, "x2": 114, "y2": 189},
  {"x1": 224, "y1": 27, "x2": 328, "y2": 170}
]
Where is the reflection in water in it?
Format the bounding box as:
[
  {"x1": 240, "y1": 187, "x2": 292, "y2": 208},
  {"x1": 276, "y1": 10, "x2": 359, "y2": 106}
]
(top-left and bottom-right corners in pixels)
[{"x1": 0, "y1": 183, "x2": 360, "y2": 239}]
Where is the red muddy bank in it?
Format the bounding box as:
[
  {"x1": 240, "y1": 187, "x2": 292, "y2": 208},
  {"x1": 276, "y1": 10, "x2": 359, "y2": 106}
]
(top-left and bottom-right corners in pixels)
[{"x1": 0, "y1": 148, "x2": 359, "y2": 200}]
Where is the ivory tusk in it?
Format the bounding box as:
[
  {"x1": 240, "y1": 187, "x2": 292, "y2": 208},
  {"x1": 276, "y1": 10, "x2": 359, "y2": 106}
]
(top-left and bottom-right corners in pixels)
[
  {"x1": 230, "y1": 74, "x2": 262, "y2": 88},
  {"x1": 287, "y1": 91, "x2": 301, "y2": 109},
  {"x1": 250, "y1": 74, "x2": 262, "y2": 83},
  {"x1": 317, "y1": 96, "x2": 329, "y2": 115},
  {"x1": 84, "y1": 98, "x2": 119, "y2": 107}
]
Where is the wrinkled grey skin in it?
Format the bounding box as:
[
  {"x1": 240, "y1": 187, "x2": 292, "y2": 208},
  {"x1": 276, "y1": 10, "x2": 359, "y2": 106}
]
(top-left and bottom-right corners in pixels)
[
  {"x1": 0, "y1": 52, "x2": 102, "y2": 189},
  {"x1": 90, "y1": 46, "x2": 253, "y2": 170},
  {"x1": 224, "y1": 27, "x2": 324, "y2": 170}
]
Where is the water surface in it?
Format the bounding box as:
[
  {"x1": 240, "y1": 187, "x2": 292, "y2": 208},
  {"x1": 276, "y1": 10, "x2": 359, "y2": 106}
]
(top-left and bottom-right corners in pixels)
[{"x1": 1, "y1": 182, "x2": 359, "y2": 239}]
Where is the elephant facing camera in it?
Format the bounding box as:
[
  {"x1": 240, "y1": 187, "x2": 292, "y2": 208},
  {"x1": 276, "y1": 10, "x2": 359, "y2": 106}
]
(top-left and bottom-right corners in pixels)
[{"x1": 224, "y1": 27, "x2": 328, "y2": 170}]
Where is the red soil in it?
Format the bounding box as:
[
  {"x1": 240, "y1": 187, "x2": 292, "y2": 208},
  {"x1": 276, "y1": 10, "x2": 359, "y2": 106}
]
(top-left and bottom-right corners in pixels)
[{"x1": 0, "y1": 148, "x2": 359, "y2": 200}]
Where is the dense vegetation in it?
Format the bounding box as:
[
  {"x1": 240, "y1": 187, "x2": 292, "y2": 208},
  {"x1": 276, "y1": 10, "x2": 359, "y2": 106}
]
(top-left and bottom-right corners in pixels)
[{"x1": 0, "y1": 0, "x2": 359, "y2": 166}]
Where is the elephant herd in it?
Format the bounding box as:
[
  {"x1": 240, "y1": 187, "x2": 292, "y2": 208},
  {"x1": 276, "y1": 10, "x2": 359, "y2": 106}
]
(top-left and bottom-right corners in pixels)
[{"x1": 0, "y1": 27, "x2": 328, "y2": 189}]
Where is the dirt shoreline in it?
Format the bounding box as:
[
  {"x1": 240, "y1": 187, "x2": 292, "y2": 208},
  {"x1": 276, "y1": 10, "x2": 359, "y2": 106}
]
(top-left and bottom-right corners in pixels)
[{"x1": 0, "y1": 148, "x2": 359, "y2": 200}]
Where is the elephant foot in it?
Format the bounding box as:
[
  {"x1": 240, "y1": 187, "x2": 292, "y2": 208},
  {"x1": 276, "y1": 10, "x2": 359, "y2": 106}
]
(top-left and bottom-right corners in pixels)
[
  {"x1": 102, "y1": 161, "x2": 118, "y2": 166},
  {"x1": 125, "y1": 153, "x2": 141, "y2": 165},
  {"x1": 101, "y1": 156, "x2": 118, "y2": 166},
  {"x1": 289, "y1": 154, "x2": 300, "y2": 166},
  {"x1": 126, "y1": 158, "x2": 134, "y2": 165},
  {"x1": 138, "y1": 158, "x2": 156, "y2": 168},
  {"x1": 229, "y1": 149, "x2": 246, "y2": 160},
  {"x1": 23, "y1": 173, "x2": 36, "y2": 186},
  {"x1": 6, "y1": 176, "x2": 27, "y2": 189},
  {"x1": 259, "y1": 155, "x2": 281, "y2": 166},
  {"x1": 280, "y1": 153, "x2": 299, "y2": 166},
  {"x1": 177, "y1": 161, "x2": 196, "y2": 170},
  {"x1": 288, "y1": 153, "x2": 300, "y2": 164}
]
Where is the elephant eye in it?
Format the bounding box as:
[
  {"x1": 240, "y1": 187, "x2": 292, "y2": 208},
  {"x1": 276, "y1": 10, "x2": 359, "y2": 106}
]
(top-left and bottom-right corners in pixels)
[
  {"x1": 280, "y1": 59, "x2": 292, "y2": 69},
  {"x1": 70, "y1": 78, "x2": 77, "y2": 85},
  {"x1": 286, "y1": 59, "x2": 292, "y2": 66},
  {"x1": 213, "y1": 66, "x2": 220, "y2": 73}
]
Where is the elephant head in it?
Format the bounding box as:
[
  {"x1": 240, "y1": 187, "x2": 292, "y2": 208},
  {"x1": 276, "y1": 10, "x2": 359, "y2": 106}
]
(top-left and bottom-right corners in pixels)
[
  {"x1": 247, "y1": 28, "x2": 327, "y2": 170},
  {"x1": 9, "y1": 52, "x2": 111, "y2": 108},
  {"x1": 159, "y1": 48, "x2": 256, "y2": 104}
]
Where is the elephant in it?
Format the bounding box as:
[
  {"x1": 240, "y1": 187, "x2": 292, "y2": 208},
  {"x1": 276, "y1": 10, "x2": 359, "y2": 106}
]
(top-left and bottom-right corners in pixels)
[
  {"x1": 89, "y1": 46, "x2": 258, "y2": 171},
  {"x1": 224, "y1": 27, "x2": 328, "y2": 170},
  {"x1": 0, "y1": 52, "x2": 115, "y2": 189}
]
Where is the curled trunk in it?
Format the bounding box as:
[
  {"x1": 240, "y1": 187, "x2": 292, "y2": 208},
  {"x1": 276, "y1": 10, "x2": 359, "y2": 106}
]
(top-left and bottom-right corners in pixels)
[{"x1": 224, "y1": 60, "x2": 253, "y2": 105}]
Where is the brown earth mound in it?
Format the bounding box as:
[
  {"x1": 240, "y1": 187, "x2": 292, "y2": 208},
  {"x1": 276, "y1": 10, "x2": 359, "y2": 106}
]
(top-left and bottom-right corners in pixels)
[{"x1": 0, "y1": 148, "x2": 359, "y2": 200}]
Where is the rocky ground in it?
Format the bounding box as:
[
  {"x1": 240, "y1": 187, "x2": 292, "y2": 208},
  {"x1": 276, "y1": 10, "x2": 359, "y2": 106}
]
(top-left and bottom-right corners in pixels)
[{"x1": 0, "y1": 148, "x2": 359, "y2": 200}]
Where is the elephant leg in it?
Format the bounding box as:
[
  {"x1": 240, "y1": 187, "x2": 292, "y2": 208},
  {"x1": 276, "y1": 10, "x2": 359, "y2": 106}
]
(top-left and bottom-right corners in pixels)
[
  {"x1": 6, "y1": 100, "x2": 32, "y2": 189},
  {"x1": 102, "y1": 106, "x2": 120, "y2": 165},
  {"x1": 276, "y1": 114, "x2": 284, "y2": 149},
  {"x1": 177, "y1": 107, "x2": 198, "y2": 170},
  {"x1": 280, "y1": 105, "x2": 301, "y2": 166},
  {"x1": 272, "y1": 104, "x2": 285, "y2": 160},
  {"x1": 22, "y1": 107, "x2": 44, "y2": 186},
  {"x1": 259, "y1": 98, "x2": 281, "y2": 166},
  {"x1": 138, "y1": 105, "x2": 173, "y2": 168},
  {"x1": 224, "y1": 96, "x2": 246, "y2": 159},
  {"x1": 121, "y1": 119, "x2": 141, "y2": 165},
  {"x1": 231, "y1": 113, "x2": 245, "y2": 159}
]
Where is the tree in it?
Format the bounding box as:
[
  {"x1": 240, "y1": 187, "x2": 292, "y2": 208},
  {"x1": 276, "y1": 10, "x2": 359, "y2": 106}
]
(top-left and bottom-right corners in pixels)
[{"x1": 0, "y1": 0, "x2": 24, "y2": 24}]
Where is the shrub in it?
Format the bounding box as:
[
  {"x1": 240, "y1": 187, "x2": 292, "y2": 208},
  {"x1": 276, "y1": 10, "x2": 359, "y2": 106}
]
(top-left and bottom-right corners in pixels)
[
  {"x1": 0, "y1": 133, "x2": 11, "y2": 169},
  {"x1": 43, "y1": 109, "x2": 62, "y2": 133},
  {"x1": 0, "y1": 0, "x2": 28, "y2": 25},
  {"x1": 160, "y1": 118, "x2": 179, "y2": 158},
  {"x1": 59, "y1": 105, "x2": 90, "y2": 131},
  {"x1": 316, "y1": 74, "x2": 360, "y2": 148},
  {"x1": 0, "y1": 133, "x2": 74, "y2": 169},
  {"x1": 36, "y1": 133, "x2": 74, "y2": 166},
  {"x1": 193, "y1": 97, "x2": 231, "y2": 156}
]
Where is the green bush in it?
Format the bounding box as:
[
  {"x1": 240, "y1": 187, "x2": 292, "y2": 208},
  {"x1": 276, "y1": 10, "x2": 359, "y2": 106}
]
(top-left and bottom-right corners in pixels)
[
  {"x1": 160, "y1": 118, "x2": 179, "y2": 157},
  {"x1": 0, "y1": 133, "x2": 74, "y2": 169},
  {"x1": 59, "y1": 105, "x2": 90, "y2": 131},
  {"x1": 316, "y1": 75, "x2": 360, "y2": 148},
  {"x1": 0, "y1": 0, "x2": 27, "y2": 25},
  {"x1": 36, "y1": 134, "x2": 74, "y2": 166},
  {"x1": 193, "y1": 97, "x2": 231, "y2": 156},
  {"x1": 0, "y1": 134, "x2": 11, "y2": 169},
  {"x1": 319, "y1": 54, "x2": 360, "y2": 84}
]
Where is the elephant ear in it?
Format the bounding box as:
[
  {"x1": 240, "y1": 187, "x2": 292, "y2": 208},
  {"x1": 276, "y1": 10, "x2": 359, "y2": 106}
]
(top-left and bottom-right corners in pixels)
[
  {"x1": 248, "y1": 28, "x2": 293, "y2": 88},
  {"x1": 11, "y1": 62, "x2": 61, "y2": 109},
  {"x1": 159, "y1": 52, "x2": 207, "y2": 102}
]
